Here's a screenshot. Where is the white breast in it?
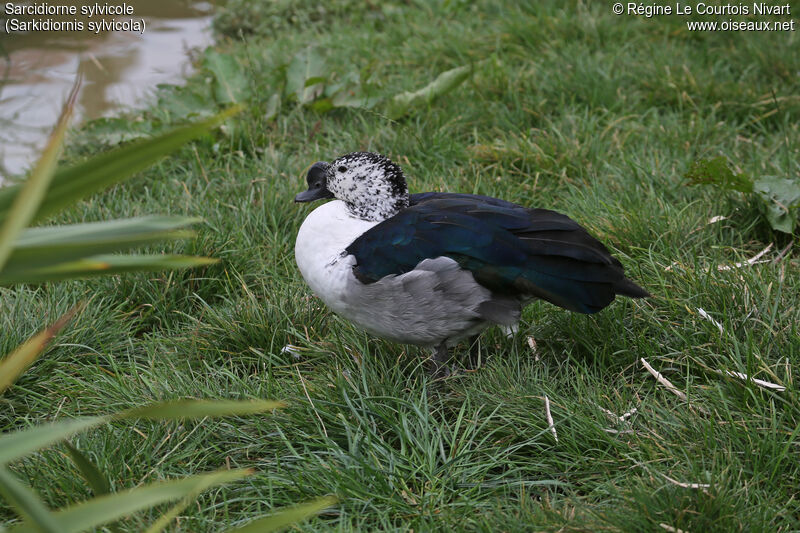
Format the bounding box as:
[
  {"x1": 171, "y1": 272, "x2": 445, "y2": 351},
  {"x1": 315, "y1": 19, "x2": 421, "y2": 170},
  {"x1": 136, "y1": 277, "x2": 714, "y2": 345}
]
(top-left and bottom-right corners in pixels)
[{"x1": 294, "y1": 200, "x2": 378, "y2": 312}]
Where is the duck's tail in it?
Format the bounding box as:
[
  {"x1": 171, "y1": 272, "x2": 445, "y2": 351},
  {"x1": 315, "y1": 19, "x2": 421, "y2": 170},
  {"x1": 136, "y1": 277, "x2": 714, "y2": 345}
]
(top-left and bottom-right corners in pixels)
[{"x1": 613, "y1": 277, "x2": 651, "y2": 299}]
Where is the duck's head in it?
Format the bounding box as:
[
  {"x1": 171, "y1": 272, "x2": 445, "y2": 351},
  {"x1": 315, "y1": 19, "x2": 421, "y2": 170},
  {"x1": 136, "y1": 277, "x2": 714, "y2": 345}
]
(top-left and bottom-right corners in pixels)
[{"x1": 295, "y1": 151, "x2": 410, "y2": 222}]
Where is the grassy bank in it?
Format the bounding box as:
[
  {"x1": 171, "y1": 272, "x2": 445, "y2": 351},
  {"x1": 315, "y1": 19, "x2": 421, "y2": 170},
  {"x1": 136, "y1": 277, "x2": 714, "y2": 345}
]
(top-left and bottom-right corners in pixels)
[{"x1": 2, "y1": 1, "x2": 799, "y2": 530}]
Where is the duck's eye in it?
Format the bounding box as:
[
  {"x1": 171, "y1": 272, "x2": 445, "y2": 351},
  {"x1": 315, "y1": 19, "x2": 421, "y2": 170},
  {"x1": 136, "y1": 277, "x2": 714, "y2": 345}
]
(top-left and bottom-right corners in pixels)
[{"x1": 337, "y1": 165, "x2": 347, "y2": 173}]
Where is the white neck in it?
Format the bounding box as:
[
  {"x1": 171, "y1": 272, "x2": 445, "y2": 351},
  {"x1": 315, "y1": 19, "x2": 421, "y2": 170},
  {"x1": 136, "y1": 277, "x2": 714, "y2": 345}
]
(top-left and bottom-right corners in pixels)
[{"x1": 295, "y1": 200, "x2": 379, "y2": 295}]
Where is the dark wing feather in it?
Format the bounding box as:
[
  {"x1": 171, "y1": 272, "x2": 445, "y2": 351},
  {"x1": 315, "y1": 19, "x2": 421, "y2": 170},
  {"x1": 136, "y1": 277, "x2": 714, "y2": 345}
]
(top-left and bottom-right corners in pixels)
[{"x1": 347, "y1": 192, "x2": 649, "y2": 314}]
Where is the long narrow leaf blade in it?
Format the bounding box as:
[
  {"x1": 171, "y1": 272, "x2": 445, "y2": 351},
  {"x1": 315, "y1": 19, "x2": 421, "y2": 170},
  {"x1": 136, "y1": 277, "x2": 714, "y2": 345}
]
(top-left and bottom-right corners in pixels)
[
  {"x1": 116, "y1": 399, "x2": 285, "y2": 421},
  {"x1": 0, "y1": 417, "x2": 108, "y2": 466},
  {"x1": 142, "y1": 496, "x2": 196, "y2": 533},
  {"x1": 7, "y1": 469, "x2": 252, "y2": 533},
  {"x1": 0, "y1": 106, "x2": 242, "y2": 226},
  {"x1": 63, "y1": 441, "x2": 110, "y2": 496},
  {"x1": 14, "y1": 216, "x2": 202, "y2": 247},
  {"x1": 3, "y1": 216, "x2": 201, "y2": 274},
  {"x1": 0, "y1": 254, "x2": 219, "y2": 286},
  {"x1": 0, "y1": 82, "x2": 78, "y2": 271},
  {"x1": 0, "y1": 467, "x2": 61, "y2": 533},
  {"x1": 0, "y1": 305, "x2": 80, "y2": 394},
  {"x1": 225, "y1": 496, "x2": 338, "y2": 533},
  {"x1": 0, "y1": 399, "x2": 280, "y2": 466}
]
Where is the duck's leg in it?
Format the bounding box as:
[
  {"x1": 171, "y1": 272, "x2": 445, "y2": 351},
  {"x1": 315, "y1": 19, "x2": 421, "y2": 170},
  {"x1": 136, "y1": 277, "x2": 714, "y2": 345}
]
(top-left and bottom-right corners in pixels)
[
  {"x1": 428, "y1": 343, "x2": 452, "y2": 379},
  {"x1": 500, "y1": 324, "x2": 519, "y2": 338},
  {"x1": 463, "y1": 335, "x2": 483, "y2": 370},
  {"x1": 463, "y1": 324, "x2": 518, "y2": 370}
]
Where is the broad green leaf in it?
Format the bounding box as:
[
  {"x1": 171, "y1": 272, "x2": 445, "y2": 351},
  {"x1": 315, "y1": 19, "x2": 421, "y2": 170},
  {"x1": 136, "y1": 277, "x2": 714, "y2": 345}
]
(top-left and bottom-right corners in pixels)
[
  {"x1": 325, "y1": 71, "x2": 381, "y2": 109},
  {"x1": 203, "y1": 49, "x2": 251, "y2": 104},
  {"x1": 304, "y1": 76, "x2": 327, "y2": 88},
  {"x1": 331, "y1": 90, "x2": 382, "y2": 110},
  {"x1": 309, "y1": 98, "x2": 335, "y2": 113},
  {"x1": 155, "y1": 83, "x2": 216, "y2": 122},
  {"x1": 2, "y1": 216, "x2": 201, "y2": 275},
  {"x1": 0, "y1": 467, "x2": 61, "y2": 533},
  {"x1": 286, "y1": 46, "x2": 327, "y2": 103},
  {"x1": 0, "y1": 417, "x2": 108, "y2": 465},
  {"x1": 7, "y1": 469, "x2": 252, "y2": 533},
  {"x1": 225, "y1": 496, "x2": 337, "y2": 533},
  {"x1": 0, "y1": 107, "x2": 242, "y2": 227},
  {"x1": 63, "y1": 441, "x2": 110, "y2": 496},
  {"x1": 116, "y1": 399, "x2": 284, "y2": 420},
  {"x1": 386, "y1": 65, "x2": 470, "y2": 119},
  {"x1": 0, "y1": 81, "x2": 77, "y2": 272},
  {"x1": 754, "y1": 177, "x2": 800, "y2": 234},
  {"x1": 685, "y1": 156, "x2": 754, "y2": 193},
  {"x1": 80, "y1": 116, "x2": 156, "y2": 146},
  {"x1": 323, "y1": 71, "x2": 359, "y2": 98},
  {"x1": 0, "y1": 254, "x2": 218, "y2": 286},
  {"x1": 264, "y1": 93, "x2": 281, "y2": 121},
  {"x1": 0, "y1": 305, "x2": 80, "y2": 394}
]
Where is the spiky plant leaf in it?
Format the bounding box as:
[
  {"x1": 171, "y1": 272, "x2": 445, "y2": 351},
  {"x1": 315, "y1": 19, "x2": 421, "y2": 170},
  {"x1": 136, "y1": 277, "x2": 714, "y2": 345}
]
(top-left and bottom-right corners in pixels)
[
  {"x1": 224, "y1": 496, "x2": 338, "y2": 533},
  {"x1": 0, "y1": 82, "x2": 77, "y2": 271},
  {"x1": 0, "y1": 306, "x2": 80, "y2": 394},
  {"x1": 63, "y1": 442, "x2": 111, "y2": 497},
  {"x1": 0, "y1": 417, "x2": 108, "y2": 466},
  {"x1": 5, "y1": 469, "x2": 252, "y2": 533},
  {"x1": 0, "y1": 467, "x2": 61, "y2": 533},
  {"x1": 2, "y1": 216, "x2": 201, "y2": 275},
  {"x1": 116, "y1": 399, "x2": 285, "y2": 420},
  {"x1": 0, "y1": 254, "x2": 219, "y2": 285},
  {"x1": 0, "y1": 106, "x2": 242, "y2": 226}
]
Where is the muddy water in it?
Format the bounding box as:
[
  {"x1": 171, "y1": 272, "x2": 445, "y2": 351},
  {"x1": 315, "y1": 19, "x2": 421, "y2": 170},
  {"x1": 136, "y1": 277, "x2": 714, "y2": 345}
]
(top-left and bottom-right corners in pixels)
[{"x1": 0, "y1": 0, "x2": 216, "y2": 179}]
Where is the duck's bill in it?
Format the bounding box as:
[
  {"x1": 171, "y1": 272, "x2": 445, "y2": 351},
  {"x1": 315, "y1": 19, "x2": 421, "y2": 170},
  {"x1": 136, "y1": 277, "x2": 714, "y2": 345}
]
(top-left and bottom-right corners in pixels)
[{"x1": 295, "y1": 188, "x2": 334, "y2": 202}]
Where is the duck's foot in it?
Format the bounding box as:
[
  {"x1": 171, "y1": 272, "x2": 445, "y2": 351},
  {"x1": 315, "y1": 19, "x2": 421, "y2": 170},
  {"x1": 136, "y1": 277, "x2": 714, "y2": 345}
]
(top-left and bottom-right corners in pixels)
[
  {"x1": 462, "y1": 335, "x2": 484, "y2": 370},
  {"x1": 428, "y1": 343, "x2": 457, "y2": 380},
  {"x1": 500, "y1": 324, "x2": 519, "y2": 338}
]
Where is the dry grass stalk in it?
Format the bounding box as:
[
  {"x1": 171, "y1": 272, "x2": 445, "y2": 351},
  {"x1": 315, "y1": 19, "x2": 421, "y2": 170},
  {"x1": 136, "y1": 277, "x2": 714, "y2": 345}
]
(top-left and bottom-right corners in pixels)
[
  {"x1": 661, "y1": 472, "x2": 711, "y2": 490},
  {"x1": 724, "y1": 370, "x2": 786, "y2": 391},
  {"x1": 640, "y1": 358, "x2": 688, "y2": 401},
  {"x1": 717, "y1": 243, "x2": 773, "y2": 271},
  {"x1": 544, "y1": 395, "x2": 557, "y2": 442},
  {"x1": 659, "y1": 523, "x2": 687, "y2": 533},
  {"x1": 696, "y1": 307, "x2": 724, "y2": 334}
]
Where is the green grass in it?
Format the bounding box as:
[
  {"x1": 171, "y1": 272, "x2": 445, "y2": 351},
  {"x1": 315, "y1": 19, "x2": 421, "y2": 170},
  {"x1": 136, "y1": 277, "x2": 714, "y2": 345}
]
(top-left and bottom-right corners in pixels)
[{"x1": 2, "y1": 0, "x2": 799, "y2": 530}]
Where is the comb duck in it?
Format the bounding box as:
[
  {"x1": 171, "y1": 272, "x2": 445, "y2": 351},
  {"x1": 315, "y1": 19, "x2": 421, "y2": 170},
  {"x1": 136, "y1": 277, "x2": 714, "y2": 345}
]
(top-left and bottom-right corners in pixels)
[{"x1": 294, "y1": 152, "x2": 649, "y2": 376}]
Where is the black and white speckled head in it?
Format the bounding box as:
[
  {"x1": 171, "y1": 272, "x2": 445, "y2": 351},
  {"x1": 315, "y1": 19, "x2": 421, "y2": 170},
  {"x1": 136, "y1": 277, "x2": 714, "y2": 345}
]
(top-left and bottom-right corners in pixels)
[{"x1": 298, "y1": 152, "x2": 410, "y2": 222}]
